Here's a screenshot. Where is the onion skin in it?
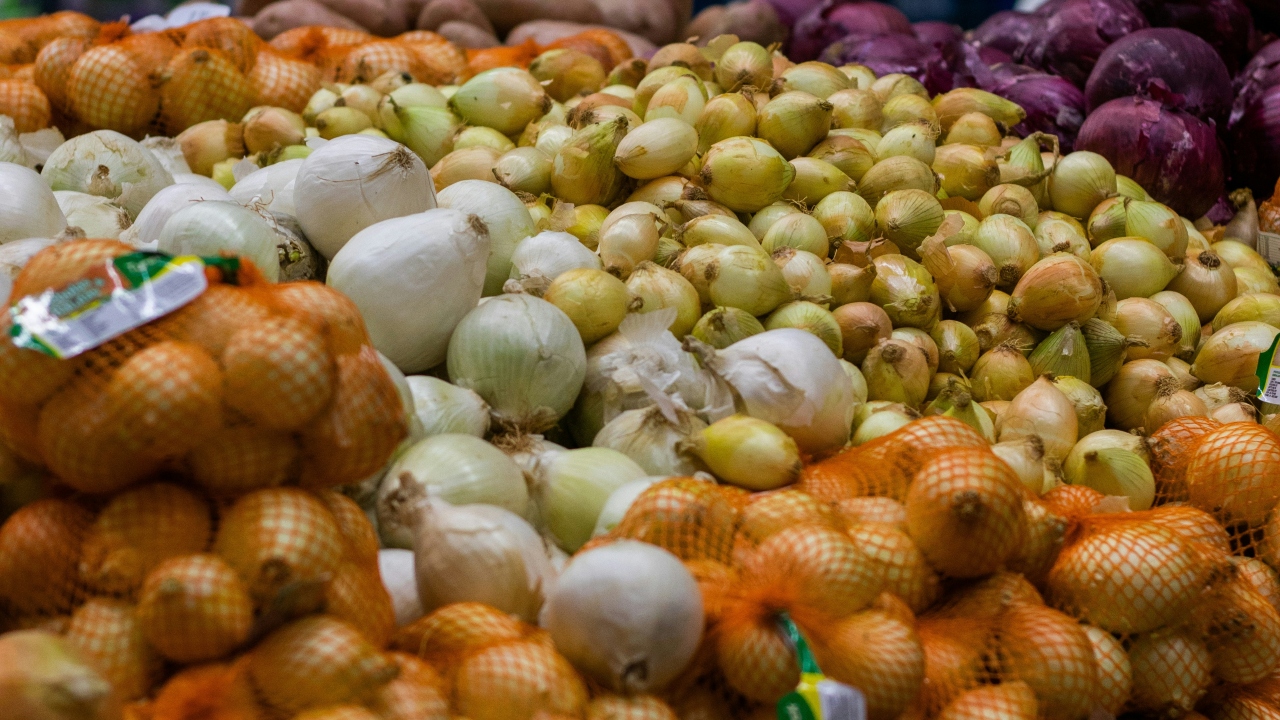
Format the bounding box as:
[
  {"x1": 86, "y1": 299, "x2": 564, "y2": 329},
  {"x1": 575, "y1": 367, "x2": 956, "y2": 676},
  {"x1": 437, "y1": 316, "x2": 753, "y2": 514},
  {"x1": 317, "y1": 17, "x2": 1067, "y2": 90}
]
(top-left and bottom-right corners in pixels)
[
  {"x1": 1084, "y1": 28, "x2": 1232, "y2": 123},
  {"x1": 1007, "y1": 254, "x2": 1103, "y2": 331},
  {"x1": 1105, "y1": 358, "x2": 1175, "y2": 431},
  {"x1": 998, "y1": 604, "x2": 1099, "y2": 720},
  {"x1": 1126, "y1": 628, "x2": 1213, "y2": 716}
]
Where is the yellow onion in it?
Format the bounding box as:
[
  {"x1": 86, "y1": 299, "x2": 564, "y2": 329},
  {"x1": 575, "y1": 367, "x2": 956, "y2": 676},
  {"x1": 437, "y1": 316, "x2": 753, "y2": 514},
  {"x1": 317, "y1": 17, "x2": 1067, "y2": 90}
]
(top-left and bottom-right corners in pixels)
[
  {"x1": 696, "y1": 415, "x2": 800, "y2": 491},
  {"x1": 853, "y1": 404, "x2": 920, "y2": 445},
  {"x1": 1082, "y1": 628, "x2": 1131, "y2": 717},
  {"x1": 648, "y1": 44, "x2": 712, "y2": 80},
  {"x1": 700, "y1": 137, "x2": 794, "y2": 212},
  {"x1": 834, "y1": 302, "x2": 892, "y2": 364},
  {"x1": 242, "y1": 107, "x2": 305, "y2": 155},
  {"x1": 1115, "y1": 174, "x2": 1150, "y2": 201},
  {"x1": 628, "y1": 178, "x2": 690, "y2": 213},
  {"x1": 598, "y1": 212, "x2": 661, "y2": 278},
  {"x1": 673, "y1": 243, "x2": 725, "y2": 303},
  {"x1": 783, "y1": 158, "x2": 854, "y2": 205},
  {"x1": 431, "y1": 146, "x2": 501, "y2": 190},
  {"x1": 1105, "y1": 358, "x2": 1175, "y2": 430},
  {"x1": 714, "y1": 41, "x2": 773, "y2": 92},
  {"x1": 644, "y1": 76, "x2": 708, "y2": 125},
  {"x1": 1195, "y1": 382, "x2": 1253, "y2": 413},
  {"x1": 1150, "y1": 290, "x2": 1203, "y2": 359},
  {"x1": 1048, "y1": 151, "x2": 1116, "y2": 219},
  {"x1": 1191, "y1": 321, "x2": 1280, "y2": 392},
  {"x1": 933, "y1": 144, "x2": 1000, "y2": 201},
  {"x1": 1236, "y1": 266, "x2": 1280, "y2": 295},
  {"x1": 607, "y1": 59, "x2": 647, "y2": 87},
  {"x1": 544, "y1": 268, "x2": 634, "y2": 344},
  {"x1": 829, "y1": 262, "x2": 875, "y2": 306},
  {"x1": 679, "y1": 214, "x2": 760, "y2": 250},
  {"x1": 1143, "y1": 376, "x2": 1209, "y2": 432},
  {"x1": 870, "y1": 254, "x2": 940, "y2": 329},
  {"x1": 705, "y1": 245, "x2": 793, "y2": 316},
  {"x1": 980, "y1": 185, "x2": 1039, "y2": 232},
  {"x1": 961, "y1": 291, "x2": 1040, "y2": 354},
  {"x1": 1124, "y1": 200, "x2": 1188, "y2": 259},
  {"x1": 694, "y1": 93, "x2": 756, "y2": 154},
  {"x1": 998, "y1": 604, "x2": 1101, "y2": 720},
  {"x1": 761, "y1": 213, "x2": 828, "y2": 257},
  {"x1": 862, "y1": 338, "x2": 932, "y2": 408},
  {"x1": 920, "y1": 235, "x2": 997, "y2": 313},
  {"x1": 1007, "y1": 254, "x2": 1103, "y2": 331},
  {"x1": 1080, "y1": 317, "x2": 1138, "y2": 388},
  {"x1": 808, "y1": 135, "x2": 876, "y2": 183},
  {"x1": 529, "y1": 122, "x2": 574, "y2": 157},
  {"x1": 530, "y1": 49, "x2": 606, "y2": 103},
  {"x1": 669, "y1": 197, "x2": 735, "y2": 224},
  {"x1": 932, "y1": 320, "x2": 981, "y2": 375},
  {"x1": 1198, "y1": 581, "x2": 1280, "y2": 685},
  {"x1": 1166, "y1": 250, "x2": 1238, "y2": 322},
  {"x1": 1062, "y1": 433, "x2": 1154, "y2": 510},
  {"x1": 1214, "y1": 292, "x2": 1280, "y2": 332},
  {"x1": 813, "y1": 190, "x2": 875, "y2": 244},
  {"x1": 926, "y1": 380, "x2": 996, "y2": 443},
  {"x1": 690, "y1": 306, "x2": 765, "y2": 350},
  {"x1": 944, "y1": 112, "x2": 1003, "y2": 147},
  {"x1": 1211, "y1": 401, "x2": 1258, "y2": 423},
  {"x1": 552, "y1": 119, "x2": 627, "y2": 206},
  {"x1": 877, "y1": 122, "x2": 937, "y2": 166},
  {"x1": 1049, "y1": 374, "x2": 1107, "y2": 436},
  {"x1": 858, "y1": 156, "x2": 938, "y2": 205},
  {"x1": 571, "y1": 104, "x2": 642, "y2": 134},
  {"x1": 756, "y1": 91, "x2": 832, "y2": 159},
  {"x1": 932, "y1": 88, "x2": 1025, "y2": 132},
  {"x1": 1112, "y1": 297, "x2": 1182, "y2": 361},
  {"x1": 972, "y1": 343, "x2": 1035, "y2": 402},
  {"x1": 1086, "y1": 196, "x2": 1129, "y2": 246},
  {"x1": 973, "y1": 214, "x2": 1040, "y2": 290},
  {"x1": 625, "y1": 261, "x2": 700, "y2": 337},
  {"x1": 1089, "y1": 237, "x2": 1181, "y2": 300},
  {"x1": 454, "y1": 126, "x2": 516, "y2": 154},
  {"x1": 562, "y1": 205, "x2": 608, "y2": 251},
  {"x1": 772, "y1": 247, "x2": 832, "y2": 300},
  {"x1": 880, "y1": 93, "x2": 938, "y2": 133},
  {"x1": 870, "y1": 74, "x2": 927, "y2": 102},
  {"x1": 493, "y1": 147, "x2": 552, "y2": 195},
  {"x1": 1033, "y1": 217, "x2": 1091, "y2": 260},
  {"x1": 875, "y1": 189, "x2": 944, "y2": 258},
  {"x1": 1127, "y1": 629, "x2": 1213, "y2": 715},
  {"x1": 764, "y1": 302, "x2": 842, "y2": 356},
  {"x1": 1165, "y1": 357, "x2": 1201, "y2": 391},
  {"x1": 613, "y1": 118, "x2": 697, "y2": 180},
  {"x1": 1000, "y1": 376, "x2": 1078, "y2": 461},
  {"x1": 943, "y1": 210, "x2": 980, "y2": 245},
  {"x1": 779, "y1": 61, "x2": 849, "y2": 99},
  {"x1": 632, "y1": 66, "x2": 697, "y2": 116},
  {"x1": 1213, "y1": 239, "x2": 1274, "y2": 274},
  {"x1": 828, "y1": 87, "x2": 883, "y2": 130},
  {"x1": 451, "y1": 67, "x2": 550, "y2": 136},
  {"x1": 1028, "y1": 322, "x2": 1091, "y2": 382},
  {"x1": 892, "y1": 326, "x2": 940, "y2": 375},
  {"x1": 747, "y1": 202, "x2": 801, "y2": 240}
]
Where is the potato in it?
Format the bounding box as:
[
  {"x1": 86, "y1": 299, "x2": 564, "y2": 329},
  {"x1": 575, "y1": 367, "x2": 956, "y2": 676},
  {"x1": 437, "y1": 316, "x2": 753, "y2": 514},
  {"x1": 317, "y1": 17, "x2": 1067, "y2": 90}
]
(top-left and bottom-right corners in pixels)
[
  {"x1": 417, "y1": 0, "x2": 495, "y2": 34},
  {"x1": 471, "y1": 0, "x2": 603, "y2": 35},
  {"x1": 506, "y1": 21, "x2": 656, "y2": 59},
  {"x1": 314, "y1": 0, "x2": 410, "y2": 35},
  {"x1": 683, "y1": 0, "x2": 784, "y2": 46},
  {"x1": 253, "y1": 0, "x2": 367, "y2": 40},
  {"x1": 588, "y1": 0, "x2": 677, "y2": 45},
  {"x1": 438, "y1": 20, "x2": 500, "y2": 48}
]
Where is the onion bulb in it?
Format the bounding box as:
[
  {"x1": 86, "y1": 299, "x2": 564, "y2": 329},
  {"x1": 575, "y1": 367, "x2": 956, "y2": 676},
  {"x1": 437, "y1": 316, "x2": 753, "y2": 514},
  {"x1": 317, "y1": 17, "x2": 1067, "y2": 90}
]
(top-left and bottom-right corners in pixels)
[
  {"x1": 1143, "y1": 377, "x2": 1208, "y2": 433},
  {"x1": 870, "y1": 254, "x2": 940, "y2": 329},
  {"x1": 1190, "y1": 321, "x2": 1280, "y2": 393},
  {"x1": 543, "y1": 541, "x2": 702, "y2": 694},
  {"x1": 1028, "y1": 323, "x2": 1091, "y2": 383},
  {"x1": 1105, "y1": 359, "x2": 1176, "y2": 431},
  {"x1": 532, "y1": 447, "x2": 648, "y2": 552},
  {"x1": 1063, "y1": 433, "x2": 1156, "y2": 510},
  {"x1": 1126, "y1": 629, "x2": 1213, "y2": 716},
  {"x1": 971, "y1": 343, "x2": 1035, "y2": 402},
  {"x1": 1113, "y1": 297, "x2": 1183, "y2": 362},
  {"x1": 919, "y1": 234, "x2": 997, "y2": 314},
  {"x1": 1007, "y1": 254, "x2": 1103, "y2": 331},
  {"x1": 997, "y1": 604, "x2": 1099, "y2": 720},
  {"x1": 931, "y1": 320, "x2": 980, "y2": 375},
  {"x1": 833, "y1": 302, "x2": 892, "y2": 364},
  {"x1": 1213, "y1": 293, "x2": 1280, "y2": 332},
  {"x1": 1048, "y1": 151, "x2": 1115, "y2": 219},
  {"x1": 1124, "y1": 200, "x2": 1188, "y2": 259},
  {"x1": 544, "y1": 268, "x2": 635, "y2": 345},
  {"x1": 695, "y1": 414, "x2": 800, "y2": 491},
  {"x1": 862, "y1": 338, "x2": 931, "y2": 409},
  {"x1": 972, "y1": 214, "x2": 1040, "y2": 289},
  {"x1": 1089, "y1": 237, "x2": 1181, "y2": 300},
  {"x1": 691, "y1": 306, "x2": 765, "y2": 349},
  {"x1": 1165, "y1": 250, "x2": 1239, "y2": 323},
  {"x1": 1150, "y1": 290, "x2": 1202, "y2": 359},
  {"x1": 593, "y1": 405, "x2": 707, "y2": 477},
  {"x1": 1049, "y1": 375, "x2": 1107, "y2": 436},
  {"x1": 999, "y1": 376, "x2": 1078, "y2": 461}
]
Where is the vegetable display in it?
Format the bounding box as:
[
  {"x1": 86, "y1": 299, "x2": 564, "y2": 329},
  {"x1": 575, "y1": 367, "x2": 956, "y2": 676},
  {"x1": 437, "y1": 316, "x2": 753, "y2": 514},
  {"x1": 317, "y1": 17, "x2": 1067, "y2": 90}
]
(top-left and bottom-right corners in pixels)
[{"x1": 0, "y1": 12, "x2": 1279, "y2": 720}]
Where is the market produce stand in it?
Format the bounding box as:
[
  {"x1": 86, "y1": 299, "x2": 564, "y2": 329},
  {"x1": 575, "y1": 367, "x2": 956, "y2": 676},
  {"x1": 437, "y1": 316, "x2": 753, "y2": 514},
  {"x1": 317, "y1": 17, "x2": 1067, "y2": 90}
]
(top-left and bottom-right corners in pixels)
[{"x1": 2, "y1": 2, "x2": 1280, "y2": 719}]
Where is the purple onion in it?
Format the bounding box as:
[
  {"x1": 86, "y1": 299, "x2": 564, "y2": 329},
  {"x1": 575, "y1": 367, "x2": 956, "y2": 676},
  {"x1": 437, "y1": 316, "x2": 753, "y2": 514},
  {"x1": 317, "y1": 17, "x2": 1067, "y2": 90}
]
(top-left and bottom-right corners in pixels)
[
  {"x1": 818, "y1": 32, "x2": 934, "y2": 82},
  {"x1": 1205, "y1": 195, "x2": 1236, "y2": 225},
  {"x1": 788, "y1": 0, "x2": 911, "y2": 62},
  {"x1": 1230, "y1": 83, "x2": 1280, "y2": 197},
  {"x1": 921, "y1": 37, "x2": 995, "y2": 94},
  {"x1": 968, "y1": 10, "x2": 1043, "y2": 58},
  {"x1": 1084, "y1": 28, "x2": 1232, "y2": 123},
  {"x1": 1022, "y1": 0, "x2": 1149, "y2": 87},
  {"x1": 913, "y1": 21, "x2": 962, "y2": 48},
  {"x1": 1077, "y1": 96, "x2": 1225, "y2": 218},
  {"x1": 977, "y1": 46, "x2": 1013, "y2": 65},
  {"x1": 760, "y1": 0, "x2": 825, "y2": 28},
  {"x1": 986, "y1": 72, "x2": 1087, "y2": 151},
  {"x1": 1233, "y1": 40, "x2": 1280, "y2": 125},
  {"x1": 1136, "y1": 0, "x2": 1254, "y2": 74}
]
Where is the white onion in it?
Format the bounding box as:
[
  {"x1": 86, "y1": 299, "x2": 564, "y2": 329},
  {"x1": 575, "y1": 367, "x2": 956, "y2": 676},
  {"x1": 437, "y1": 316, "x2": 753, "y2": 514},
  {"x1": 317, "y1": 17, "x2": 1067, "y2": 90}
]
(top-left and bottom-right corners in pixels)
[
  {"x1": 377, "y1": 350, "x2": 426, "y2": 443},
  {"x1": 448, "y1": 293, "x2": 587, "y2": 431},
  {"x1": 697, "y1": 328, "x2": 855, "y2": 454},
  {"x1": 437, "y1": 180, "x2": 537, "y2": 296},
  {"x1": 592, "y1": 477, "x2": 665, "y2": 537},
  {"x1": 140, "y1": 136, "x2": 192, "y2": 176},
  {"x1": 404, "y1": 376, "x2": 490, "y2": 438},
  {"x1": 378, "y1": 433, "x2": 530, "y2": 549},
  {"x1": 123, "y1": 182, "x2": 233, "y2": 249},
  {"x1": 0, "y1": 162, "x2": 66, "y2": 242},
  {"x1": 592, "y1": 404, "x2": 707, "y2": 476},
  {"x1": 171, "y1": 173, "x2": 226, "y2": 191},
  {"x1": 0, "y1": 238, "x2": 55, "y2": 303},
  {"x1": 377, "y1": 548, "x2": 424, "y2": 627},
  {"x1": 328, "y1": 208, "x2": 489, "y2": 373},
  {"x1": 0, "y1": 118, "x2": 22, "y2": 164},
  {"x1": 52, "y1": 191, "x2": 129, "y2": 240},
  {"x1": 294, "y1": 135, "x2": 436, "y2": 259},
  {"x1": 542, "y1": 541, "x2": 703, "y2": 694},
  {"x1": 507, "y1": 230, "x2": 602, "y2": 295},
  {"x1": 532, "y1": 447, "x2": 648, "y2": 551},
  {"x1": 40, "y1": 130, "x2": 172, "y2": 220},
  {"x1": 229, "y1": 159, "x2": 302, "y2": 217},
  {"x1": 157, "y1": 202, "x2": 280, "y2": 281},
  {"x1": 17, "y1": 128, "x2": 61, "y2": 171}
]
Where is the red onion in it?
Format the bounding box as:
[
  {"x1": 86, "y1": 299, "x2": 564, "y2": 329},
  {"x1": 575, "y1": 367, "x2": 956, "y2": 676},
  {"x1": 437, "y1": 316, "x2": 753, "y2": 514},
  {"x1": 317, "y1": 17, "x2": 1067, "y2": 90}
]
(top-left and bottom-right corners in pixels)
[
  {"x1": 923, "y1": 37, "x2": 996, "y2": 95},
  {"x1": 789, "y1": 0, "x2": 911, "y2": 63},
  {"x1": 818, "y1": 32, "x2": 934, "y2": 83},
  {"x1": 1022, "y1": 0, "x2": 1149, "y2": 88},
  {"x1": 978, "y1": 46, "x2": 1014, "y2": 65},
  {"x1": 1229, "y1": 83, "x2": 1280, "y2": 198},
  {"x1": 987, "y1": 72, "x2": 1088, "y2": 152},
  {"x1": 1136, "y1": 0, "x2": 1254, "y2": 74},
  {"x1": 1232, "y1": 40, "x2": 1280, "y2": 127},
  {"x1": 761, "y1": 0, "x2": 825, "y2": 28},
  {"x1": 969, "y1": 10, "x2": 1044, "y2": 59},
  {"x1": 1077, "y1": 96, "x2": 1225, "y2": 219},
  {"x1": 1084, "y1": 29, "x2": 1232, "y2": 123},
  {"x1": 914, "y1": 21, "x2": 962, "y2": 48}
]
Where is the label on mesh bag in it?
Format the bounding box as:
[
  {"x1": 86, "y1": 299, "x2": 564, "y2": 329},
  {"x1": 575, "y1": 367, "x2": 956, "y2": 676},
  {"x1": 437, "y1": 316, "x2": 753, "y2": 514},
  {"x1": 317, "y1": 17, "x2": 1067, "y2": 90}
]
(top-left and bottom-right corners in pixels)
[
  {"x1": 9, "y1": 252, "x2": 240, "y2": 359},
  {"x1": 1258, "y1": 334, "x2": 1280, "y2": 404},
  {"x1": 776, "y1": 613, "x2": 866, "y2": 720}
]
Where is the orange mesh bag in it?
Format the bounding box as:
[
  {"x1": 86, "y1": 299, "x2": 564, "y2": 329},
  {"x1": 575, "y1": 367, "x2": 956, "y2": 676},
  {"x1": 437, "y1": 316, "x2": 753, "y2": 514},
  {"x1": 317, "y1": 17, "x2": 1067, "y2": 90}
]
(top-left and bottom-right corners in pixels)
[
  {"x1": 452, "y1": 639, "x2": 589, "y2": 720},
  {"x1": 734, "y1": 488, "x2": 839, "y2": 551},
  {"x1": 269, "y1": 26, "x2": 375, "y2": 57},
  {"x1": 995, "y1": 603, "x2": 1100, "y2": 720},
  {"x1": 66, "y1": 42, "x2": 159, "y2": 135},
  {"x1": 846, "y1": 521, "x2": 941, "y2": 613},
  {"x1": 463, "y1": 39, "x2": 540, "y2": 79},
  {"x1": 546, "y1": 29, "x2": 633, "y2": 69},
  {"x1": 158, "y1": 47, "x2": 256, "y2": 135},
  {"x1": 180, "y1": 18, "x2": 262, "y2": 75},
  {"x1": 149, "y1": 658, "x2": 269, "y2": 720},
  {"x1": 396, "y1": 31, "x2": 466, "y2": 85},
  {"x1": 1149, "y1": 415, "x2": 1221, "y2": 505},
  {"x1": 606, "y1": 478, "x2": 746, "y2": 564},
  {"x1": 33, "y1": 35, "x2": 90, "y2": 114},
  {"x1": 0, "y1": 23, "x2": 35, "y2": 64},
  {"x1": 933, "y1": 681, "x2": 1039, "y2": 720},
  {"x1": 1039, "y1": 483, "x2": 1106, "y2": 522},
  {"x1": 391, "y1": 601, "x2": 551, "y2": 670},
  {"x1": 369, "y1": 652, "x2": 450, "y2": 720},
  {"x1": 905, "y1": 613, "x2": 1000, "y2": 717},
  {"x1": 1182, "y1": 423, "x2": 1280, "y2": 531},
  {"x1": 1191, "y1": 577, "x2": 1280, "y2": 686},
  {"x1": 803, "y1": 609, "x2": 926, "y2": 720},
  {"x1": 248, "y1": 48, "x2": 322, "y2": 113},
  {"x1": 135, "y1": 553, "x2": 254, "y2": 664},
  {"x1": 18, "y1": 11, "x2": 99, "y2": 50},
  {"x1": 586, "y1": 694, "x2": 679, "y2": 719},
  {"x1": 65, "y1": 597, "x2": 163, "y2": 701},
  {"x1": 1126, "y1": 626, "x2": 1215, "y2": 716},
  {"x1": 1006, "y1": 498, "x2": 1068, "y2": 582},
  {"x1": 0, "y1": 79, "x2": 50, "y2": 132},
  {"x1": 1046, "y1": 512, "x2": 1218, "y2": 634},
  {"x1": 331, "y1": 41, "x2": 428, "y2": 84},
  {"x1": 0, "y1": 497, "x2": 92, "y2": 619}
]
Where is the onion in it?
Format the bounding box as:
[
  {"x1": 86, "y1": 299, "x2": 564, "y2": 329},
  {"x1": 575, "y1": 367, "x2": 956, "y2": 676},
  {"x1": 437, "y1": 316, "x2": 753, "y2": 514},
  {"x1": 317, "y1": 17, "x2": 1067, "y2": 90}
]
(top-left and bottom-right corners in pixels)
[
  {"x1": 1165, "y1": 250, "x2": 1238, "y2": 323},
  {"x1": 833, "y1": 302, "x2": 892, "y2": 364},
  {"x1": 593, "y1": 404, "x2": 707, "y2": 476},
  {"x1": 932, "y1": 320, "x2": 981, "y2": 375},
  {"x1": 437, "y1": 180, "x2": 537, "y2": 296},
  {"x1": 228, "y1": 159, "x2": 302, "y2": 217},
  {"x1": 1084, "y1": 28, "x2": 1232, "y2": 122},
  {"x1": 1063, "y1": 432, "x2": 1156, "y2": 509},
  {"x1": 157, "y1": 202, "x2": 281, "y2": 282},
  {"x1": 533, "y1": 447, "x2": 648, "y2": 552},
  {"x1": 377, "y1": 549, "x2": 423, "y2": 627},
  {"x1": 1089, "y1": 237, "x2": 1181, "y2": 300},
  {"x1": 405, "y1": 376, "x2": 490, "y2": 438},
  {"x1": 788, "y1": 0, "x2": 912, "y2": 61},
  {"x1": 986, "y1": 71, "x2": 1086, "y2": 152},
  {"x1": 1230, "y1": 83, "x2": 1280, "y2": 198},
  {"x1": 869, "y1": 254, "x2": 941, "y2": 329},
  {"x1": 1106, "y1": 358, "x2": 1175, "y2": 431},
  {"x1": 1127, "y1": 629, "x2": 1213, "y2": 716},
  {"x1": 1083, "y1": 625, "x2": 1132, "y2": 716},
  {"x1": 1029, "y1": 323, "x2": 1091, "y2": 383},
  {"x1": 1113, "y1": 297, "x2": 1183, "y2": 361},
  {"x1": 696, "y1": 414, "x2": 800, "y2": 491},
  {"x1": 819, "y1": 34, "x2": 934, "y2": 87},
  {"x1": 1047, "y1": 150, "x2": 1116, "y2": 220},
  {"x1": 971, "y1": 343, "x2": 1035, "y2": 402},
  {"x1": 1049, "y1": 375, "x2": 1107, "y2": 435},
  {"x1": 852, "y1": 404, "x2": 918, "y2": 445},
  {"x1": 937, "y1": 682, "x2": 1038, "y2": 719},
  {"x1": 543, "y1": 541, "x2": 702, "y2": 694},
  {"x1": 122, "y1": 182, "x2": 233, "y2": 249},
  {"x1": 991, "y1": 435, "x2": 1052, "y2": 494},
  {"x1": 1151, "y1": 290, "x2": 1203, "y2": 359},
  {"x1": 41, "y1": 130, "x2": 173, "y2": 220},
  {"x1": 972, "y1": 214, "x2": 1040, "y2": 290},
  {"x1": 1191, "y1": 321, "x2": 1280, "y2": 393},
  {"x1": 52, "y1": 192, "x2": 128, "y2": 240},
  {"x1": 1008, "y1": 254, "x2": 1103, "y2": 331},
  {"x1": 998, "y1": 604, "x2": 1099, "y2": 720},
  {"x1": 1000, "y1": 376, "x2": 1078, "y2": 461},
  {"x1": 0, "y1": 163, "x2": 65, "y2": 243},
  {"x1": 328, "y1": 209, "x2": 489, "y2": 373},
  {"x1": 1076, "y1": 97, "x2": 1223, "y2": 219},
  {"x1": 0, "y1": 630, "x2": 118, "y2": 720},
  {"x1": 862, "y1": 338, "x2": 932, "y2": 409}
]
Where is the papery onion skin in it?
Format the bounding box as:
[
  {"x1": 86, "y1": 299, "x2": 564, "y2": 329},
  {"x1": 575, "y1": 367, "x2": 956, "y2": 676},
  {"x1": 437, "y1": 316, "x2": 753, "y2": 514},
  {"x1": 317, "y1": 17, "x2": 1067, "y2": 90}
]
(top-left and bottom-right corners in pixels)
[
  {"x1": 1084, "y1": 28, "x2": 1232, "y2": 123},
  {"x1": 1008, "y1": 254, "x2": 1103, "y2": 331}
]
